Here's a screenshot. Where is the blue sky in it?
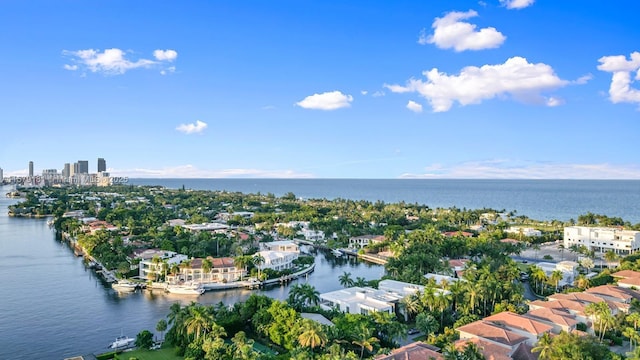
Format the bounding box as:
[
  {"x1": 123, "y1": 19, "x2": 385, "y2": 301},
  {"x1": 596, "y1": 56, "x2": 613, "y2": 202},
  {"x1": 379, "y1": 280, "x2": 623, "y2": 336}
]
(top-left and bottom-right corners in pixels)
[{"x1": 1, "y1": 0, "x2": 639, "y2": 179}]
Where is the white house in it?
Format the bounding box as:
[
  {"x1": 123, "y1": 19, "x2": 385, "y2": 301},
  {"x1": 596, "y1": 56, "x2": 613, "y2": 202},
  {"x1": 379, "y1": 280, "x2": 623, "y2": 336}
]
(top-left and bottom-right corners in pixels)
[
  {"x1": 349, "y1": 235, "x2": 385, "y2": 249},
  {"x1": 255, "y1": 251, "x2": 299, "y2": 271},
  {"x1": 300, "y1": 228, "x2": 325, "y2": 242},
  {"x1": 182, "y1": 222, "x2": 229, "y2": 233},
  {"x1": 507, "y1": 227, "x2": 542, "y2": 237},
  {"x1": 564, "y1": 226, "x2": 640, "y2": 255},
  {"x1": 536, "y1": 261, "x2": 578, "y2": 288},
  {"x1": 136, "y1": 249, "x2": 188, "y2": 280},
  {"x1": 320, "y1": 280, "x2": 426, "y2": 317}
]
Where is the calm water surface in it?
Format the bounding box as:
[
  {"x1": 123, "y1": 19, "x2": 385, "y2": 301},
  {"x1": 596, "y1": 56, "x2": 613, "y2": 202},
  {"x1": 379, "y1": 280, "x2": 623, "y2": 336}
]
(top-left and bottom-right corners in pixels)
[{"x1": 0, "y1": 185, "x2": 381, "y2": 359}]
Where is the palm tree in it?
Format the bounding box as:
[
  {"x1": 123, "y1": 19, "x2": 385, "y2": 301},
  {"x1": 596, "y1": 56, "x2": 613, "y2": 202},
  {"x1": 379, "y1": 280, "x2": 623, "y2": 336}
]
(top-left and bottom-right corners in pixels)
[
  {"x1": 532, "y1": 332, "x2": 554, "y2": 360},
  {"x1": 354, "y1": 277, "x2": 367, "y2": 287},
  {"x1": 415, "y1": 312, "x2": 438, "y2": 336},
  {"x1": 156, "y1": 319, "x2": 167, "y2": 342},
  {"x1": 297, "y1": 318, "x2": 327, "y2": 349},
  {"x1": 234, "y1": 255, "x2": 251, "y2": 281},
  {"x1": 624, "y1": 327, "x2": 639, "y2": 352},
  {"x1": 580, "y1": 258, "x2": 594, "y2": 274},
  {"x1": 400, "y1": 293, "x2": 422, "y2": 320},
  {"x1": 252, "y1": 254, "x2": 265, "y2": 281},
  {"x1": 339, "y1": 271, "x2": 354, "y2": 288},
  {"x1": 300, "y1": 283, "x2": 320, "y2": 307},
  {"x1": 586, "y1": 301, "x2": 614, "y2": 341},
  {"x1": 351, "y1": 323, "x2": 379, "y2": 360},
  {"x1": 604, "y1": 250, "x2": 618, "y2": 269},
  {"x1": 550, "y1": 270, "x2": 563, "y2": 292},
  {"x1": 558, "y1": 244, "x2": 565, "y2": 261},
  {"x1": 529, "y1": 265, "x2": 548, "y2": 294},
  {"x1": 574, "y1": 274, "x2": 590, "y2": 290},
  {"x1": 184, "y1": 304, "x2": 216, "y2": 340},
  {"x1": 202, "y1": 258, "x2": 213, "y2": 282}
]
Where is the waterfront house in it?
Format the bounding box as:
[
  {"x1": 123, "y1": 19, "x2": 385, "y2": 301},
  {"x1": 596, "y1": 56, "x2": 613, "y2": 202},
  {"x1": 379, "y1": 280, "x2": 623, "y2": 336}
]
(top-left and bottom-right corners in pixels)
[
  {"x1": 135, "y1": 249, "x2": 188, "y2": 280},
  {"x1": 506, "y1": 227, "x2": 542, "y2": 237},
  {"x1": 167, "y1": 256, "x2": 244, "y2": 283},
  {"x1": 255, "y1": 250, "x2": 299, "y2": 271},
  {"x1": 349, "y1": 235, "x2": 385, "y2": 249},
  {"x1": 260, "y1": 240, "x2": 299, "y2": 253},
  {"x1": 320, "y1": 280, "x2": 427, "y2": 317},
  {"x1": 564, "y1": 226, "x2": 640, "y2": 255}
]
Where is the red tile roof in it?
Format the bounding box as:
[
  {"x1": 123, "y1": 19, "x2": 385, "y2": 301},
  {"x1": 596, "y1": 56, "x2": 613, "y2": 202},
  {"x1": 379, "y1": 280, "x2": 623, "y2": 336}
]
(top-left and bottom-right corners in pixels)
[
  {"x1": 457, "y1": 321, "x2": 528, "y2": 347},
  {"x1": 484, "y1": 311, "x2": 553, "y2": 335},
  {"x1": 612, "y1": 270, "x2": 640, "y2": 279},
  {"x1": 375, "y1": 342, "x2": 444, "y2": 360}
]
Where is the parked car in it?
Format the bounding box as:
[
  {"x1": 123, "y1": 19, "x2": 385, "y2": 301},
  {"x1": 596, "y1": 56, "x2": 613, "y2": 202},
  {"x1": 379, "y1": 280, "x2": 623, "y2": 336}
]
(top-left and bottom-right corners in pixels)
[{"x1": 407, "y1": 328, "x2": 419, "y2": 335}]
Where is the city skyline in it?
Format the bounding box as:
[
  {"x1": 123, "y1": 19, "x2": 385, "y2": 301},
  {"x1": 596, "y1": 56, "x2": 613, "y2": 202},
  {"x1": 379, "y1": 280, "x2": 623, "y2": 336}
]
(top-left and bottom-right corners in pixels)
[{"x1": 1, "y1": 1, "x2": 640, "y2": 179}]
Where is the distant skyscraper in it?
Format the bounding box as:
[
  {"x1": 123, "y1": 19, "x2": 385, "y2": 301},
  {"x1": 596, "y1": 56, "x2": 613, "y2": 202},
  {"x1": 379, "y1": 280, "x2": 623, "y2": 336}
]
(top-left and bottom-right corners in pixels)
[
  {"x1": 63, "y1": 163, "x2": 70, "y2": 178},
  {"x1": 28, "y1": 161, "x2": 34, "y2": 177},
  {"x1": 71, "y1": 162, "x2": 78, "y2": 177},
  {"x1": 77, "y1": 160, "x2": 89, "y2": 174},
  {"x1": 97, "y1": 158, "x2": 106, "y2": 173}
]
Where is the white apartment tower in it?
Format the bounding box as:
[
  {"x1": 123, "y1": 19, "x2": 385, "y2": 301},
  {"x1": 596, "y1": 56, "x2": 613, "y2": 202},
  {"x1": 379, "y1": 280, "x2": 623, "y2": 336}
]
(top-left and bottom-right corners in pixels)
[{"x1": 564, "y1": 226, "x2": 640, "y2": 255}]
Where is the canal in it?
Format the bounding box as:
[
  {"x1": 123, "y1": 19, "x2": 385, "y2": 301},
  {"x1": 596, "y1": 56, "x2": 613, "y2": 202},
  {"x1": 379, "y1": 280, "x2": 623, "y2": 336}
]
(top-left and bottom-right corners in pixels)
[{"x1": 0, "y1": 185, "x2": 384, "y2": 359}]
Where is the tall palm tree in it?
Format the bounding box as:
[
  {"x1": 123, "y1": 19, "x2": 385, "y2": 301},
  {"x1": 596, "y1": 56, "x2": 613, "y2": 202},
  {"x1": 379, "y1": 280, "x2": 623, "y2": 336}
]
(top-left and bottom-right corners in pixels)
[
  {"x1": 184, "y1": 305, "x2": 216, "y2": 340},
  {"x1": 252, "y1": 254, "x2": 265, "y2": 281},
  {"x1": 297, "y1": 319, "x2": 327, "y2": 349},
  {"x1": 234, "y1": 255, "x2": 251, "y2": 281},
  {"x1": 604, "y1": 250, "x2": 618, "y2": 269},
  {"x1": 202, "y1": 258, "x2": 213, "y2": 282},
  {"x1": 624, "y1": 327, "x2": 638, "y2": 352},
  {"x1": 339, "y1": 271, "x2": 354, "y2": 288},
  {"x1": 532, "y1": 332, "x2": 554, "y2": 360},
  {"x1": 351, "y1": 323, "x2": 379, "y2": 360},
  {"x1": 550, "y1": 270, "x2": 563, "y2": 292}
]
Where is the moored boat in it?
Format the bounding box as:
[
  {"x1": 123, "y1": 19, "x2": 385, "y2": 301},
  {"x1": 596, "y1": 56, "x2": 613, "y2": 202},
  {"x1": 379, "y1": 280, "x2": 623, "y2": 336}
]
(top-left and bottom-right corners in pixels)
[
  {"x1": 112, "y1": 281, "x2": 138, "y2": 292},
  {"x1": 332, "y1": 249, "x2": 343, "y2": 257},
  {"x1": 108, "y1": 334, "x2": 135, "y2": 349},
  {"x1": 166, "y1": 283, "x2": 205, "y2": 295}
]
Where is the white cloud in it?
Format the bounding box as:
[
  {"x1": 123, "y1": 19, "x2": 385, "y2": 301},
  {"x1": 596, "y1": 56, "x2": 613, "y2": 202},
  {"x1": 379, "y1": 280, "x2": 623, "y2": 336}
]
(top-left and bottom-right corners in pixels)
[
  {"x1": 385, "y1": 56, "x2": 568, "y2": 112},
  {"x1": 153, "y1": 49, "x2": 178, "y2": 61},
  {"x1": 372, "y1": 91, "x2": 385, "y2": 97},
  {"x1": 423, "y1": 10, "x2": 506, "y2": 51},
  {"x1": 574, "y1": 74, "x2": 593, "y2": 85},
  {"x1": 109, "y1": 165, "x2": 314, "y2": 179},
  {"x1": 399, "y1": 160, "x2": 640, "y2": 179},
  {"x1": 406, "y1": 100, "x2": 423, "y2": 113},
  {"x1": 361, "y1": 90, "x2": 368, "y2": 95},
  {"x1": 176, "y1": 120, "x2": 208, "y2": 134},
  {"x1": 261, "y1": 105, "x2": 276, "y2": 110},
  {"x1": 160, "y1": 66, "x2": 176, "y2": 75},
  {"x1": 296, "y1": 91, "x2": 353, "y2": 110},
  {"x1": 545, "y1": 97, "x2": 564, "y2": 107},
  {"x1": 63, "y1": 48, "x2": 178, "y2": 75},
  {"x1": 499, "y1": 0, "x2": 535, "y2": 9},
  {"x1": 597, "y1": 52, "x2": 640, "y2": 105}
]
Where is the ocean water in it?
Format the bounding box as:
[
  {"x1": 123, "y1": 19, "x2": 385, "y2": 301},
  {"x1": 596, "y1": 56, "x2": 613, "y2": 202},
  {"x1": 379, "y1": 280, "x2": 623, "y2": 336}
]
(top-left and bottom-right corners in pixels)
[{"x1": 129, "y1": 179, "x2": 640, "y2": 224}]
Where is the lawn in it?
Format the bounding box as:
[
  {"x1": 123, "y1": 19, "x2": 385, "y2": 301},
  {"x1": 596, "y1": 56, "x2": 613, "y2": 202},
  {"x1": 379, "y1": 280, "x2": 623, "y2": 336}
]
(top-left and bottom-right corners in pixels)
[{"x1": 114, "y1": 347, "x2": 182, "y2": 360}]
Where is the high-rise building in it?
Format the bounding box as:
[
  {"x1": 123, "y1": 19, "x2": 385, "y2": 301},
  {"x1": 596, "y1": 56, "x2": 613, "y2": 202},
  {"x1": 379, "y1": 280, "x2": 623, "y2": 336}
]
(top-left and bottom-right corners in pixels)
[
  {"x1": 71, "y1": 162, "x2": 78, "y2": 177},
  {"x1": 63, "y1": 163, "x2": 70, "y2": 178},
  {"x1": 97, "y1": 158, "x2": 106, "y2": 173},
  {"x1": 77, "y1": 160, "x2": 89, "y2": 174},
  {"x1": 28, "y1": 161, "x2": 34, "y2": 177},
  {"x1": 0, "y1": 167, "x2": 3, "y2": 183}
]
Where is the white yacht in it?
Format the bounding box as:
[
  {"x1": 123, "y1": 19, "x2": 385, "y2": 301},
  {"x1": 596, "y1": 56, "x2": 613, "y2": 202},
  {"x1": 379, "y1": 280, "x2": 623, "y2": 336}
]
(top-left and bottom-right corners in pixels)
[
  {"x1": 166, "y1": 283, "x2": 205, "y2": 295},
  {"x1": 112, "y1": 281, "x2": 138, "y2": 292},
  {"x1": 108, "y1": 334, "x2": 135, "y2": 349},
  {"x1": 332, "y1": 249, "x2": 343, "y2": 257}
]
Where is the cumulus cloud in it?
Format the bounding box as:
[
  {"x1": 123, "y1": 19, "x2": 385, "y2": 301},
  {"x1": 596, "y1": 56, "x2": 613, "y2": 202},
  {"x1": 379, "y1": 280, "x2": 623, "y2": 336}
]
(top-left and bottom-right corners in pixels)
[
  {"x1": 499, "y1": 0, "x2": 535, "y2": 9},
  {"x1": 176, "y1": 120, "x2": 208, "y2": 134},
  {"x1": 63, "y1": 48, "x2": 178, "y2": 75},
  {"x1": 109, "y1": 165, "x2": 314, "y2": 179},
  {"x1": 406, "y1": 100, "x2": 423, "y2": 113},
  {"x1": 597, "y1": 52, "x2": 640, "y2": 105},
  {"x1": 574, "y1": 74, "x2": 593, "y2": 85},
  {"x1": 399, "y1": 160, "x2": 640, "y2": 179},
  {"x1": 421, "y1": 10, "x2": 506, "y2": 51},
  {"x1": 296, "y1": 91, "x2": 353, "y2": 110},
  {"x1": 385, "y1": 56, "x2": 569, "y2": 112},
  {"x1": 546, "y1": 97, "x2": 564, "y2": 107},
  {"x1": 153, "y1": 49, "x2": 178, "y2": 61}
]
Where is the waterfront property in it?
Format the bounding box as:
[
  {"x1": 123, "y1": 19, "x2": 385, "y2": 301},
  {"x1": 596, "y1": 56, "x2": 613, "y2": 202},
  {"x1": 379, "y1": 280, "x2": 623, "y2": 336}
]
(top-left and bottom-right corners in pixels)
[
  {"x1": 319, "y1": 279, "x2": 426, "y2": 316},
  {"x1": 166, "y1": 256, "x2": 245, "y2": 284},
  {"x1": 564, "y1": 225, "x2": 640, "y2": 255},
  {"x1": 135, "y1": 249, "x2": 188, "y2": 280},
  {"x1": 348, "y1": 234, "x2": 385, "y2": 249},
  {"x1": 181, "y1": 222, "x2": 229, "y2": 233}
]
